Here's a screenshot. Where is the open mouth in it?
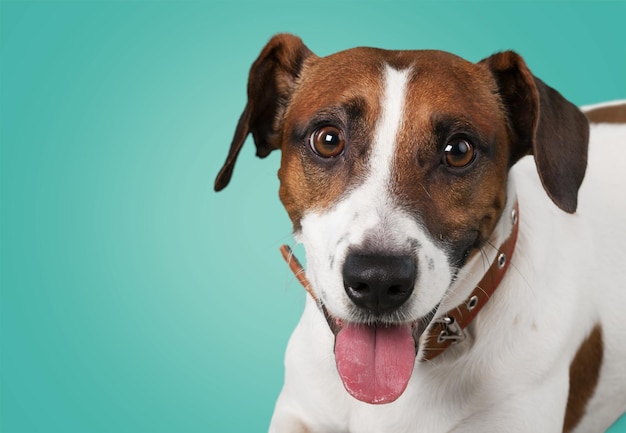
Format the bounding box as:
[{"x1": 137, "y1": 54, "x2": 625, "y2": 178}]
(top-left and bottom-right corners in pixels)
[
  {"x1": 323, "y1": 305, "x2": 436, "y2": 404},
  {"x1": 280, "y1": 244, "x2": 436, "y2": 405}
]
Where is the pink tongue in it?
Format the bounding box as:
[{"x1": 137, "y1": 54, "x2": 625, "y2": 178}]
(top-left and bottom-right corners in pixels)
[{"x1": 335, "y1": 323, "x2": 415, "y2": 404}]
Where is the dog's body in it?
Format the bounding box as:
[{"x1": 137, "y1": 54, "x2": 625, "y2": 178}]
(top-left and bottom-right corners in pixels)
[
  {"x1": 272, "y1": 121, "x2": 626, "y2": 433},
  {"x1": 216, "y1": 35, "x2": 626, "y2": 432}
]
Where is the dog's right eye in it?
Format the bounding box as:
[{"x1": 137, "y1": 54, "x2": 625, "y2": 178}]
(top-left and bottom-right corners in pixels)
[{"x1": 310, "y1": 126, "x2": 345, "y2": 158}]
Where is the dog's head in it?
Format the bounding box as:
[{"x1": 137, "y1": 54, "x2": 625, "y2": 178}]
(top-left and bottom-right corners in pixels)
[{"x1": 215, "y1": 34, "x2": 589, "y2": 404}]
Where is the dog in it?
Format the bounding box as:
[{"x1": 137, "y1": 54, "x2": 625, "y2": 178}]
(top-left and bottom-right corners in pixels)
[{"x1": 215, "y1": 34, "x2": 626, "y2": 432}]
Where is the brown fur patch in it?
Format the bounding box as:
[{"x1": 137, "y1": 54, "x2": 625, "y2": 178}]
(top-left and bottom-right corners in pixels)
[
  {"x1": 391, "y1": 52, "x2": 510, "y2": 262},
  {"x1": 278, "y1": 49, "x2": 386, "y2": 228},
  {"x1": 585, "y1": 102, "x2": 626, "y2": 124},
  {"x1": 563, "y1": 324, "x2": 604, "y2": 433}
]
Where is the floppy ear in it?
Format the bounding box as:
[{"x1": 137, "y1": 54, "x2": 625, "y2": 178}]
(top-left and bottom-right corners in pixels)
[
  {"x1": 480, "y1": 51, "x2": 590, "y2": 213},
  {"x1": 214, "y1": 34, "x2": 314, "y2": 191}
]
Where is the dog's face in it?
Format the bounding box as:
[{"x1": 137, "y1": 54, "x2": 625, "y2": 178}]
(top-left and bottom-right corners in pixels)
[
  {"x1": 279, "y1": 50, "x2": 512, "y2": 325},
  {"x1": 215, "y1": 34, "x2": 588, "y2": 404}
]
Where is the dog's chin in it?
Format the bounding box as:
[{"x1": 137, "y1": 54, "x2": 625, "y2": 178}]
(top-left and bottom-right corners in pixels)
[{"x1": 320, "y1": 304, "x2": 437, "y2": 405}]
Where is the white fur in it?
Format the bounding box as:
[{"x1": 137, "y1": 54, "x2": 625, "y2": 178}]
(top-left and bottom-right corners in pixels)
[{"x1": 270, "y1": 111, "x2": 626, "y2": 431}]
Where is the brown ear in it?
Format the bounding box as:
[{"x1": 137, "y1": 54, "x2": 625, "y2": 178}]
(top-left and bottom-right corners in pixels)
[
  {"x1": 480, "y1": 51, "x2": 589, "y2": 213},
  {"x1": 214, "y1": 34, "x2": 314, "y2": 191}
]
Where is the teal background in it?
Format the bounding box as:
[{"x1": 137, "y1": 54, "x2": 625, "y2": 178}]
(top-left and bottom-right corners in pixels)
[{"x1": 2, "y1": 0, "x2": 625, "y2": 431}]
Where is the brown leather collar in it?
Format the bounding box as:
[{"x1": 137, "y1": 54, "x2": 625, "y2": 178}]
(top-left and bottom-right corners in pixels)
[
  {"x1": 420, "y1": 200, "x2": 519, "y2": 360},
  {"x1": 279, "y1": 200, "x2": 519, "y2": 361}
]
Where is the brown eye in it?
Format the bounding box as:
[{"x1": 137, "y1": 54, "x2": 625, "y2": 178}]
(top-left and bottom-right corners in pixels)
[
  {"x1": 310, "y1": 126, "x2": 345, "y2": 158},
  {"x1": 443, "y1": 138, "x2": 475, "y2": 168}
]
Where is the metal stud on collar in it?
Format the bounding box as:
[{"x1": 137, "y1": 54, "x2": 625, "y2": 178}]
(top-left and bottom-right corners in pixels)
[
  {"x1": 497, "y1": 253, "x2": 507, "y2": 269},
  {"x1": 496, "y1": 205, "x2": 516, "y2": 270},
  {"x1": 466, "y1": 295, "x2": 479, "y2": 311}
]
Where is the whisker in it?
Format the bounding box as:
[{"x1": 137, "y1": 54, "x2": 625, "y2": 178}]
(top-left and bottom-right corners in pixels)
[{"x1": 420, "y1": 183, "x2": 433, "y2": 200}]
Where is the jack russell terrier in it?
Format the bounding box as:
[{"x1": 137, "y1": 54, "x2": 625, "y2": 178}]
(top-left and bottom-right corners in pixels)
[{"x1": 215, "y1": 34, "x2": 626, "y2": 433}]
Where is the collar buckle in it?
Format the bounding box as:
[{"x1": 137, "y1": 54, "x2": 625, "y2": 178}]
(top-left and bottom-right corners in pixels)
[{"x1": 435, "y1": 315, "x2": 466, "y2": 344}]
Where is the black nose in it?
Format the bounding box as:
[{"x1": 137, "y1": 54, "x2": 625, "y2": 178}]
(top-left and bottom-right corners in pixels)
[{"x1": 343, "y1": 254, "x2": 416, "y2": 315}]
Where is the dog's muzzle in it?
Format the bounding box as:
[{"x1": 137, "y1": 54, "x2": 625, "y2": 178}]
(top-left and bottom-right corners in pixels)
[{"x1": 279, "y1": 246, "x2": 433, "y2": 405}]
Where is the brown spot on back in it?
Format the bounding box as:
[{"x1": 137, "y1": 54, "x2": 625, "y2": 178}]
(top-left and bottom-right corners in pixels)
[
  {"x1": 563, "y1": 324, "x2": 603, "y2": 433},
  {"x1": 585, "y1": 102, "x2": 626, "y2": 124}
]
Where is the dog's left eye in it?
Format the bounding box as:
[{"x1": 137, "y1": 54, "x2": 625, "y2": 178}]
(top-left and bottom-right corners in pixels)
[
  {"x1": 443, "y1": 138, "x2": 475, "y2": 168},
  {"x1": 310, "y1": 126, "x2": 345, "y2": 158}
]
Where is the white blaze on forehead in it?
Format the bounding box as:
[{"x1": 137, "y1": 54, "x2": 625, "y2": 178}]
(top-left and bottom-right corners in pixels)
[
  {"x1": 367, "y1": 65, "x2": 411, "y2": 194},
  {"x1": 297, "y1": 64, "x2": 451, "y2": 320}
]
